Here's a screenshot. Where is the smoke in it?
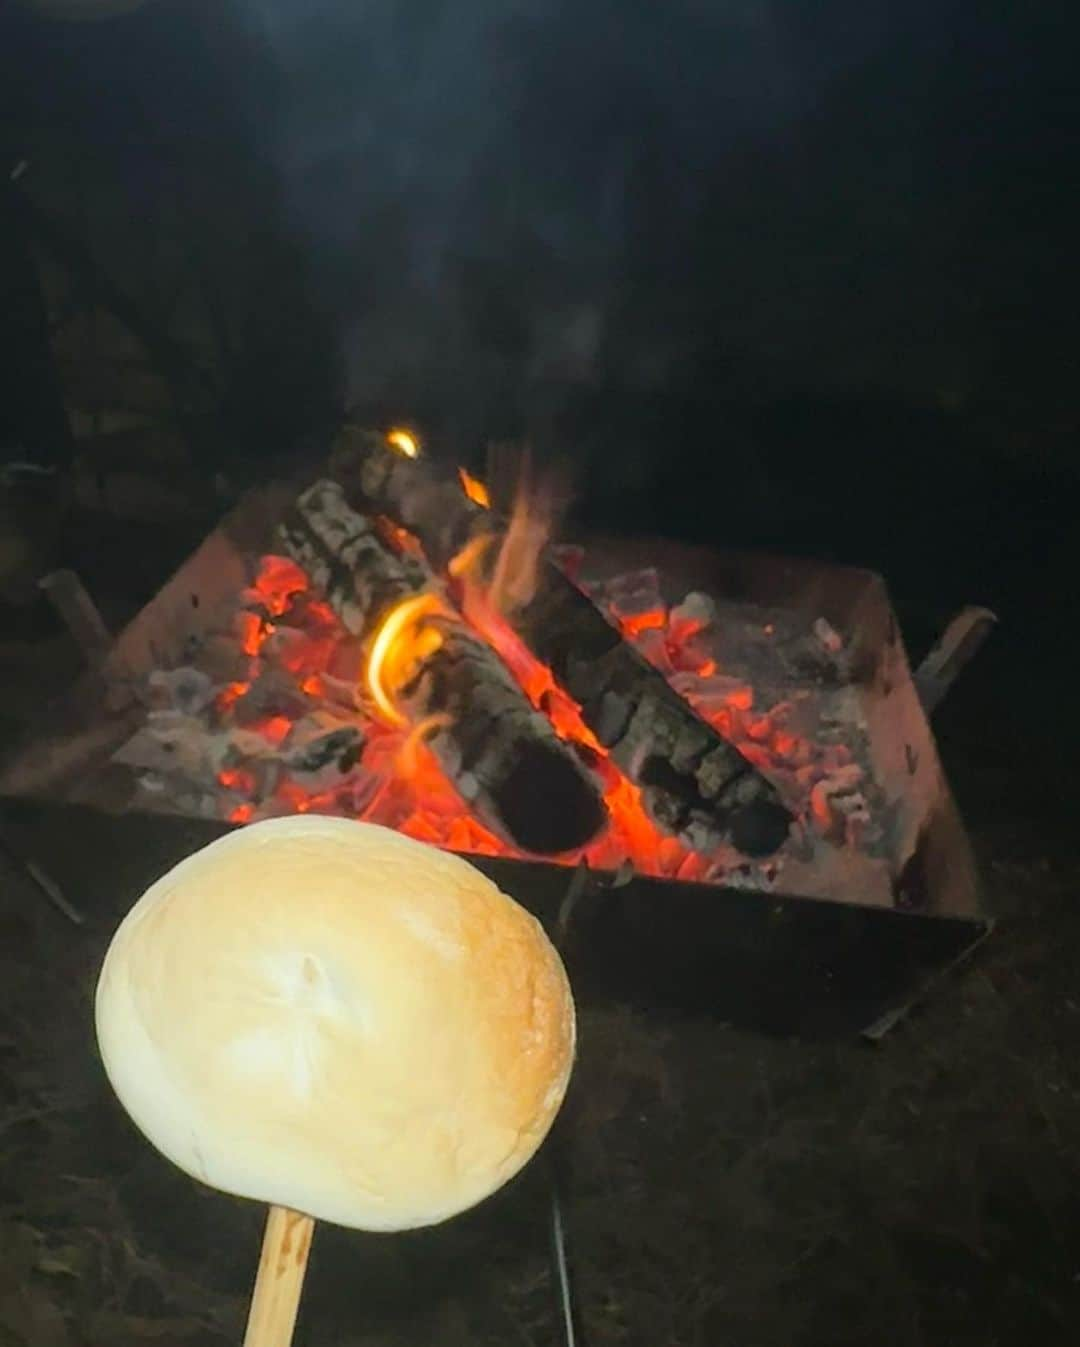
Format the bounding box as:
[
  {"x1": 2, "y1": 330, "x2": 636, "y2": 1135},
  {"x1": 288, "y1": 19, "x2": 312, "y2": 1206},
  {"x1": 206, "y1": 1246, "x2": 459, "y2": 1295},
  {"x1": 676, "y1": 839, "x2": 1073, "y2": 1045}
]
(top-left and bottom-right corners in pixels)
[
  {"x1": 230, "y1": 0, "x2": 1078, "y2": 503},
  {"x1": 231, "y1": 1, "x2": 826, "y2": 454}
]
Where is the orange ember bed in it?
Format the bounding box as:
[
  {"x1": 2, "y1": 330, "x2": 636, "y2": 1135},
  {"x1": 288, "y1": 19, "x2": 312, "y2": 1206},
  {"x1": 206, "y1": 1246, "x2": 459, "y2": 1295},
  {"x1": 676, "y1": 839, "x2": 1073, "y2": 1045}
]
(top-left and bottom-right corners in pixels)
[{"x1": 0, "y1": 470, "x2": 983, "y2": 924}]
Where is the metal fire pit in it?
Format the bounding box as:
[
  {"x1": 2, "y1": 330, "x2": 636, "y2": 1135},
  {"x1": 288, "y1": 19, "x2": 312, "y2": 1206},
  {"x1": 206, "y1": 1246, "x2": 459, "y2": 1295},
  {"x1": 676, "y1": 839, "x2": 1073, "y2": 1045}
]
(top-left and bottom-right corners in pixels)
[{"x1": 0, "y1": 482, "x2": 991, "y2": 1038}]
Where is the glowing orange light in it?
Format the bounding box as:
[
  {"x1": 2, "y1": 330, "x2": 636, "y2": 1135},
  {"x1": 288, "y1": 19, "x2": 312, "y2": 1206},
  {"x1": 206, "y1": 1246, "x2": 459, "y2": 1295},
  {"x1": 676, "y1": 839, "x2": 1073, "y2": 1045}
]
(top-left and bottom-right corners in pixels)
[
  {"x1": 275, "y1": 780, "x2": 344, "y2": 815},
  {"x1": 216, "y1": 680, "x2": 250, "y2": 712},
  {"x1": 395, "y1": 713, "x2": 453, "y2": 778},
  {"x1": 236, "y1": 611, "x2": 268, "y2": 657},
  {"x1": 230, "y1": 548, "x2": 820, "y2": 881},
  {"x1": 619, "y1": 608, "x2": 666, "y2": 639},
  {"x1": 251, "y1": 556, "x2": 308, "y2": 616},
  {"x1": 772, "y1": 732, "x2": 798, "y2": 759},
  {"x1": 365, "y1": 593, "x2": 447, "y2": 726},
  {"x1": 251, "y1": 715, "x2": 293, "y2": 747},
  {"x1": 727, "y1": 685, "x2": 754, "y2": 712},
  {"x1": 375, "y1": 516, "x2": 427, "y2": 560},
  {"x1": 458, "y1": 467, "x2": 491, "y2": 509},
  {"x1": 218, "y1": 767, "x2": 256, "y2": 793},
  {"x1": 386, "y1": 428, "x2": 420, "y2": 459},
  {"x1": 447, "y1": 532, "x2": 495, "y2": 580}
]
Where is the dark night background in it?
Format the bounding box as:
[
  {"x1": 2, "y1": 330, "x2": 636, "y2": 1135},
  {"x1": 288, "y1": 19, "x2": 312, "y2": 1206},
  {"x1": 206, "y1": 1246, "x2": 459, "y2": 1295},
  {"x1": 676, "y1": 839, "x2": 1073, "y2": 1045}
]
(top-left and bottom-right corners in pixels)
[
  {"x1": 1, "y1": 3, "x2": 1079, "y2": 1346},
  {"x1": 2, "y1": 0, "x2": 1076, "y2": 621}
]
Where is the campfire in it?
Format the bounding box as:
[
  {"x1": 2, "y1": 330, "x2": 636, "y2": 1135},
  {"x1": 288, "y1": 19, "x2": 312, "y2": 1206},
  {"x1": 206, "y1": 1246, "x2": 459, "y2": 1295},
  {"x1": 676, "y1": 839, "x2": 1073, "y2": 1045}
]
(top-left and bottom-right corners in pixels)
[
  {"x1": 78, "y1": 424, "x2": 924, "y2": 901},
  {"x1": 0, "y1": 422, "x2": 983, "y2": 921}
]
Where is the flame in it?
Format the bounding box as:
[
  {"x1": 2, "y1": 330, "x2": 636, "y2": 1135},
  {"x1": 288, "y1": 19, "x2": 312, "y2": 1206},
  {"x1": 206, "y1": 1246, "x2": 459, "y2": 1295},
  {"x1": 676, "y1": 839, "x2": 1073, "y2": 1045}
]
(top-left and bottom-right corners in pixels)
[
  {"x1": 485, "y1": 475, "x2": 553, "y2": 617},
  {"x1": 250, "y1": 556, "x2": 308, "y2": 616},
  {"x1": 212, "y1": 552, "x2": 835, "y2": 877},
  {"x1": 456, "y1": 579, "x2": 664, "y2": 869},
  {"x1": 386, "y1": 428, "x2": 420, "y2": 459},
  {"x1": 396, "y1": 713, "x2": 453, "y2": 778},
  {"x1": 447, "y1": 531, "x2": 495, "y2": 580},
  {"x1": 365, "y1": 593, "x2": 448, "y2": 727},
  {"x1": 458, "y1": 467, "x2": 491, "y2": 509}
]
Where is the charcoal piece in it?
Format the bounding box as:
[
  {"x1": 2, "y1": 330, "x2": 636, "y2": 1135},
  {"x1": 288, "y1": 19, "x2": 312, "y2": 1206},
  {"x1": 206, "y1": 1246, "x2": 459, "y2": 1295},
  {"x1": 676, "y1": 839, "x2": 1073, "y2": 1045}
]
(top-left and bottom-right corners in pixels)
[
  {"x1": 286, "y1": 726, "x2": 363, "y2": 774},
  {"x1": 230, "y1": 671, "x2": 310, "y2": 727},
  {"x1": 670, "y1": 591, "x2": 717, "y2": 631},
  {"x1": 279, "y1": 481, "x2": 606, "y2": 856},
  {"x1": 729, "y1": 799, "x2": 794, "y2": 857},
  {"x1": 597, "y1": 567, "x2": 663, "y2": 625},
  {"x1": 328, "y1": 426, "x2": 793, "y2": 858},
  {"x1": 595, "y1": 690, "x2": 633, "y2": 748}
]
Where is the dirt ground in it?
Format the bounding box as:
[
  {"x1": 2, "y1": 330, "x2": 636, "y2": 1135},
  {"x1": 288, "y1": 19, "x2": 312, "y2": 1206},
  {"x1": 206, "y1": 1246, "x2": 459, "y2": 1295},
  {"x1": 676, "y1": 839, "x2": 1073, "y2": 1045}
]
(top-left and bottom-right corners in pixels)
[{"x1": 0, "y1": 573, "x2": 1075, "y2": 1347}]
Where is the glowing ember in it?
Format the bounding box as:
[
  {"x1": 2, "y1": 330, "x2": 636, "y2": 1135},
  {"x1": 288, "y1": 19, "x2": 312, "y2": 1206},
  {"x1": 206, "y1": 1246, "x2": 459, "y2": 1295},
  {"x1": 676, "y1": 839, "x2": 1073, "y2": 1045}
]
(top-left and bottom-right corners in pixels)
[
  {"x1": 385, "y1": 428, "x2": 420, "y2": 459},
  {"x1": 458, "y1": 467, "x2": 491, "y2": 509},
  {"x1": 215, "y1": 680, "x2": 250, "y2": 712},
  {"x1": 236, "y1": 611, "x2": 270, "y2": 658},
  {"x1": 249, "y1": 715, "x2": 293, "y2": 747},
  {"x1": 247, "y1": 555, "x2": 309, "y2": 617},
  {"x1": 456, "y1": 576, "x2": 690, "y2": 873},
  {"x1": 447, "y1": 533, "x2": 495, "y2": 580},
  {"x1": 218, "y1": 767, "x2": 256, "y2": 793},
  {"x1": 395, "y1": 712, "x2": 453, "y2": 779},
  {"x1": 126, "y1": 520, "x2": 872, "y2": 883},
  {"x1": 620, "y1": 607, "x2": 666, "y2": 639}
]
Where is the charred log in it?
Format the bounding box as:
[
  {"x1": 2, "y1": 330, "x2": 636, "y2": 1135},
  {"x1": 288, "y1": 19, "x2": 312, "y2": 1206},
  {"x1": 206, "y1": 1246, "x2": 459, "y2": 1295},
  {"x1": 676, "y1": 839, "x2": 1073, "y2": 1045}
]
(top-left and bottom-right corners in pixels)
[
  {"x1": 330, "y1": 425, "x2": 490, "y2": 570},
  {"x1": 330, "y1": 428, "x2": 793, "y2": 857},
  {"x1": 515, "y1": 571, "x2": 792, "y2": 855},
  {"x1": 279, "y1": 480, "x2": 606, "y2": 856}
]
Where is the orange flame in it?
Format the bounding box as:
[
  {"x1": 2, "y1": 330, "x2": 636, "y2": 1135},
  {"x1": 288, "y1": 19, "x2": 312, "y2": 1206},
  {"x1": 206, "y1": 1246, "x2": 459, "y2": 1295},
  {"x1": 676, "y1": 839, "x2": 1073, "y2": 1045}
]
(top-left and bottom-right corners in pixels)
[
  {"x1": 386, "y1": 428, "x2": 420, "y2": 459},
  {"x1": 250, "y1": 556, "x2": 309, "y2": 616},
  {"x1": 447, "y1": 531, "x2": 495, "y2": 580},
  {"x1": 223, "y1": 551, "x2": 827, "y2": 878},
  {"x1": 396, "y1": 712, "x2": 453, "y2": 778},
  {"x1": 458, "y1": 467, "x2": 491, "y2": 509},
  {"x1": 365, "y1": 593, "x2": 448, "y2": 727},
  {"x1": 456, "y1": 579, "x2": 663, "y2": 869},
  {"x1": 216, "y1": 679, "x2": 250, "y2": 712},
  {"x1": 485, "y1": 476, "x2": 552, "y2": 617}
]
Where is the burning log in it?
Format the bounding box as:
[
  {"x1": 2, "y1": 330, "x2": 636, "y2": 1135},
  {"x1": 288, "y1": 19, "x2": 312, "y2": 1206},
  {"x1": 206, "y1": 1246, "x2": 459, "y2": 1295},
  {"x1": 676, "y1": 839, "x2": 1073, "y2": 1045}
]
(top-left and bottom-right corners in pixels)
[
  {"x1": 330, "y1": 428, "x2": 793, "y2": 857},
  {"x1": 278, "y1": 480, "x2": 606, "y2": 856}
]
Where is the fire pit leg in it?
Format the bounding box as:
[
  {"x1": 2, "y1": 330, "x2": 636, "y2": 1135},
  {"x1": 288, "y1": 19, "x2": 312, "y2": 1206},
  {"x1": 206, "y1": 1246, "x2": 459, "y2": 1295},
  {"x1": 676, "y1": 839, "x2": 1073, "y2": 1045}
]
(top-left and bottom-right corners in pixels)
[
  {"x1": 38, "y1": 568, "x2": 112, "y2": 668},
  {"x1": 914, "y1": 605, "x2": 997, "y2": 715},
  {"x1": 545, "y1": 863, "x2": 592, "y2": 1347}
]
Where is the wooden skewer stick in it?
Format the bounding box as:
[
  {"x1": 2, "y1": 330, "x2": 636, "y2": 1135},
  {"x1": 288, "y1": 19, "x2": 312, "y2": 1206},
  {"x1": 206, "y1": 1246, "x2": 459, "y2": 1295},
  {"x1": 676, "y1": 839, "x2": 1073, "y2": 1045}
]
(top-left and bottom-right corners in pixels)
[{"x1": 242, "y1": 1205, "x2": 316, "y2": 1347}]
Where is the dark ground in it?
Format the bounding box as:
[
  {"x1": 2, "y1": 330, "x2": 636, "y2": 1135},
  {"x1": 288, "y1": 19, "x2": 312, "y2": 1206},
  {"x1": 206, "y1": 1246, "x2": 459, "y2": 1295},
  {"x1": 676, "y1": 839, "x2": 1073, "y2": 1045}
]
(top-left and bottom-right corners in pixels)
[{"x1": 0, "y1": 501, "x2": 1075, "y2": 1347}]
